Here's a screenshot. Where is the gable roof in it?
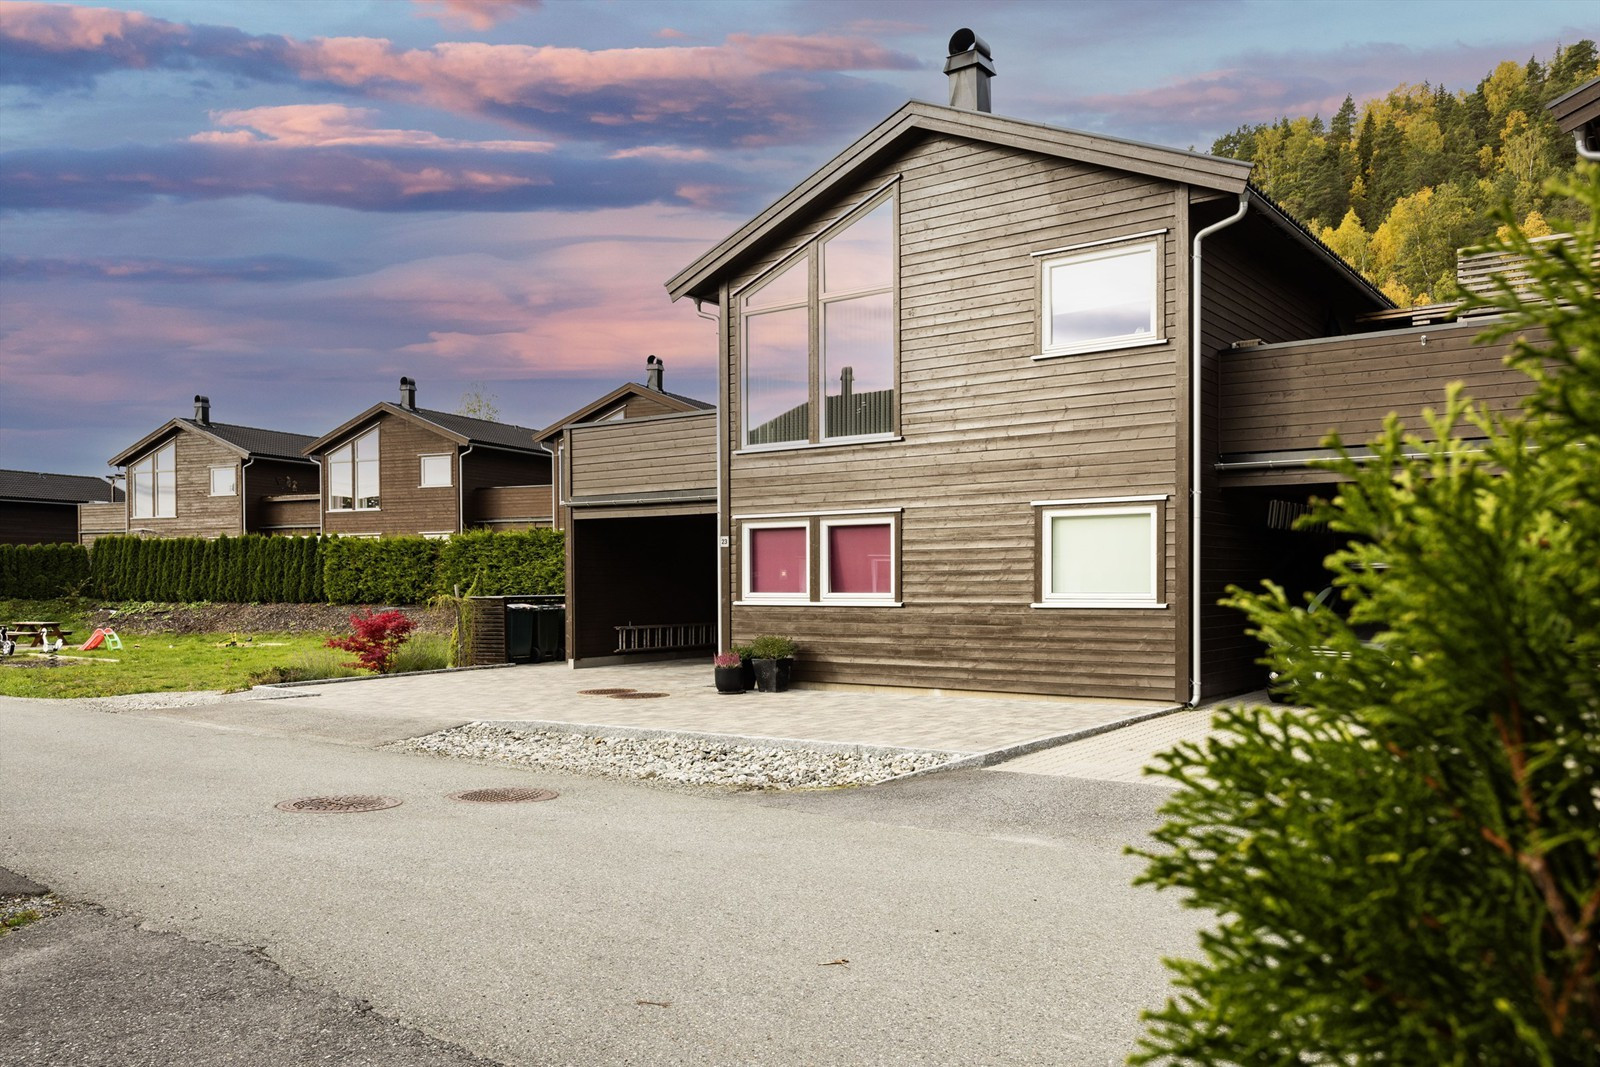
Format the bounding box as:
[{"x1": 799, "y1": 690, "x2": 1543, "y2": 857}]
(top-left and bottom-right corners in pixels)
[
  {"x1": 667, "y1": 100, "x2": 1254, "y2": 303},
  {"x1": 109, "y1": 418, "x2": 318, "y2": 467},
  {"x1": 0, "y1": 469, "x2": 122, "y2": 504},
  {"x1": 304, "y1": 403, "x2": 549, "y2": 456},
  {"x1": 535, "y1": 383, "x2": 712, "y2": 443}
]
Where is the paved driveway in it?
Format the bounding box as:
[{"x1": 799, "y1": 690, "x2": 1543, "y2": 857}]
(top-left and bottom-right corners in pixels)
[{"x1": 1, "y1": 695, "x2": 1201, "y2": 1066}]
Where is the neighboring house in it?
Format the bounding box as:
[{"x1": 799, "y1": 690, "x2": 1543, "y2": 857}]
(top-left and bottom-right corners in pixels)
[
  {"x1": 304, "y1": 377, "x2": 552, "y2": 539},
  {"x1": 106, "y1": 397, "x2": 319, "y2": 540},
  {"x1": 555, "y1": 33, "x2": 1544, "y2": 700},
  {"x1": 535, "y1": 355, "x2": 713, "y2": 533},
  {"x1": 0, "y1": 469, "x2": 121, "y2": 546}
]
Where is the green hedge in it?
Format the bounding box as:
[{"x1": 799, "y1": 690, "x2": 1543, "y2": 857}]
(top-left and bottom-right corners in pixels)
[
  {"x1": 0, "y1": 542, "x2": 91, "y2": 598},
  {"x1": 320, "y1": 536, "x2": 441, "y2": 604},
  {"x1": 436, "y1": 529, "x2": 564, "y2": 597},
  {"x1": 75, "y1": 530, "x2": 564, "y2": 605},
  {"x1": 89, "y1": 535, "x2": 323, "y2": 603}
]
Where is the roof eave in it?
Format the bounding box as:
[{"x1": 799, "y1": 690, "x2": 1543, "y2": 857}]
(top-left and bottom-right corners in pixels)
[
  {"x1": 109, "y1": 418, "x2": 249, "y2": 467},
  {"x1": 303, "y1": 403, "x2": 469, "y2": 456},
  {"x1": 665, "y1": 100, "x2": 1253, "y2": 303}
]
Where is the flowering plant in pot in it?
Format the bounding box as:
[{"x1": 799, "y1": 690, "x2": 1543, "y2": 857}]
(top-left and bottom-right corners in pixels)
[
  {"x1": 747, "y1": 634, "x2": 797, "y2": 693},
  {"x1": 713, "y1": 652, "x2": 746, "y2": 695}
]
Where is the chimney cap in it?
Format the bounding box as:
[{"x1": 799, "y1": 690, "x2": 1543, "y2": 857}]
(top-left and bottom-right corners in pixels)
[{"x1": 947, "y1": 28, "x2": 990, "y2": 59}]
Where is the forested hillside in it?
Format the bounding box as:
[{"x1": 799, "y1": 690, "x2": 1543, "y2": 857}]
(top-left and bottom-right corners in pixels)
[{"x1": 1211, "y1": 41, "x2": 1598, "y2": 305}]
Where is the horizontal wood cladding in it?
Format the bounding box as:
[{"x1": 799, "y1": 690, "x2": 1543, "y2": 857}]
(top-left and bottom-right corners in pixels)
[
  {"x1": 255, "y1": 495, "x2": 318, "y2": 532},
  {"x1": 1221, "y1": 322, "x2": 1539, "y2": 456},
  {"x1": 244, "y1": 459, "x2": 318, "y2": 533},
  {"x1": 469, "y1": 484, "x2": 554, "y2": 527},
  {"x1": 461, "y1": 447, "x2": 550, "y2": 496},
  {"x1": 569, "y1": 412, "x2": 716, "y2": 499},
  {"x1": 723, "y1": 134, "x2": 1187, "y2": 701},
  {"x1": 1, "y1": 502, "x2": 78, "y2": 546},
  {"x1": 318, "y1": 413, "x2": 459, "y2": 536},
  {"x1": 78, "y1": 501, "x2": 127, "y2": 544},
  {"x1": 124, "y1": 432, "x2": 243, "y2": 539}
]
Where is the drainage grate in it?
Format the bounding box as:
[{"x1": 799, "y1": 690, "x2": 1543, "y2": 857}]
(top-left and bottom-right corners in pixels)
[
  {"x1": 609, "y1": 691, "x2": 669, "y2": 699},
  {"x1": 578, "y1": 688, "x2": 636, "y2": 696},
  {"x1": 275, "y1": 795, "x2": 402, "y2": 814},
  {"x1": 448, "y1": 787, "x2": 559, "y2": 803}
]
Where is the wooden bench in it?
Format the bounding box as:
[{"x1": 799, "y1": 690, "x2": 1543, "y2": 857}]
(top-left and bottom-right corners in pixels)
[{"x1": 613, "y1": 623, "x2": 714, "y2": 655}]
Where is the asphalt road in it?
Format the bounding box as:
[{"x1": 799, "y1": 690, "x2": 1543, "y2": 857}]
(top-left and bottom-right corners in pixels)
[{"x1": 0, "y1": 697, "x2": 1201, "y2": 1066}]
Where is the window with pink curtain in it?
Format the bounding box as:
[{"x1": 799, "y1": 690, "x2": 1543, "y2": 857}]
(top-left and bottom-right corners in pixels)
[
  {"x1": 749, "y1": 526, "x2": 807, "y2": 594},
  {"x1": 827, "y1": 523, "x2": 892, "y2": 595}
]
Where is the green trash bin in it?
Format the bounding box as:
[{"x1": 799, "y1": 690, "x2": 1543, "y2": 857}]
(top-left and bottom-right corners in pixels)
[
  {"x1": 505, "y1": 603, "x2": 537, "y2": 663},
  {"x1": 506, "y1": 597, "x2": 565, "y2": 664}
]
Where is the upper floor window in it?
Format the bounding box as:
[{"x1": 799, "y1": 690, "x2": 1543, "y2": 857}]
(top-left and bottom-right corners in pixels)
[
  {"x1": 740, "y1": 195, "x2": 896, "y2": 448},
  {"x1": 209, "y1": 466, "x2": 237, "y2": 497},
  {"x1": 131, "y1": 442, "x2": 176, "y2": 519},
  {"x1": 1037, "y1": 236, "x2": 1162, "y2": 359},
  {"x1": 419, "y1": 453, "x2": 452, "y2": 488},
  {"x1": 329, "y1": 428, "x2": 380, "y2": 511}
]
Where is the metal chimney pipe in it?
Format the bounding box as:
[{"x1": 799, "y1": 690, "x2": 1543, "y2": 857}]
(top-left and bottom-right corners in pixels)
[
  {"x1": 944, "y1": 29, "x2": 994, "y2": 112},
  {"x1": 399, "y1": 376, "x2": 417, "y2": 410},
  {"x1": 194, "y1": 395, "x2": 211, "y2": 425},
  {"x1": 646, "y1": 355, "x2": 664, "y2": 392}
]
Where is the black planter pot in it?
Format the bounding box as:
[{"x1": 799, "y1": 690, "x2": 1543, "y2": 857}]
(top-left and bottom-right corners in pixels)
[
  {"x1": 740, "y1": 657, "x2": 756, "y2": 692},
  {"x1": 714, "y1": 665, "x2": 746, "y2": 694},
  {"x1": 752, "y1": 657, "x2": 794, "y2": 693}
]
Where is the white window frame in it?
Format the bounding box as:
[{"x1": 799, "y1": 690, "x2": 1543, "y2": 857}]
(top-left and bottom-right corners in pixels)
[
  {"x1": 421, "y1": 531, "x2": 452, "y2": 540},
  {"x1": 1035, "y1": 503, "x2": 1164, "y2": 609},
  {"x1": 739, "y1": 521, "x2": 810, "y2": 605},
  {"x1": 419, "y1": 453, "x2": 453, "y2": 488},
  {"x1": 209, "y1": 465, "x2": 237, "y2": 497},
  {"x1": 130, "y1": 442, "x2": 176, "y2": 519},
  {"x1": 1036, "y1": 235, "x2": 1164, "y2": 360},
  {"x1": 327, "y1": 428, "x2": 380, "y2": 512},
  {"x1": 819, "y1": 516, "x2": 898, "y2": 605}
]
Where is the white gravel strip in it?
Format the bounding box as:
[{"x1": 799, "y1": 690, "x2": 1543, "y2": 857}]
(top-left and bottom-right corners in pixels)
[{"x1": 392, "y1": 723, "x2": 960, "y2": 791}]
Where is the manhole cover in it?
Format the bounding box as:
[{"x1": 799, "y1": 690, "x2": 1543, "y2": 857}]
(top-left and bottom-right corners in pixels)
[
  {"x1": 578, "y1": 688, "x2": 636, "y2": 696},
  {"x1": 275, "y1": 795, "x2": 402, "y2": 814},
  {"x1": 448, "y1": 787, "x2": 559, "y2": 803},
  {"x1": 610, "y1": 691, "x2": 669, "y2": 699}
]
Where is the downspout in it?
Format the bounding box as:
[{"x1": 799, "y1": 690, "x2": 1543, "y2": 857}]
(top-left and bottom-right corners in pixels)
[
  {"x1": 456, "y1": 444, "x2": 474, "y2": 533},
  {"x1": 1575, "y1": 132, "x2": 1600, "y2": 162},
  {"x1": 695, "y1": 296, "x2": 726, "y2": 654},
  {"x1": 1189, "y1": 190, "x2": 1251, "y2": 706},
  {"x1": 239, "y1": 457, "x2": 254, "y2": 535},
  {"x1": 308, "y1": 457, "x2": 324, "y2": 535}
]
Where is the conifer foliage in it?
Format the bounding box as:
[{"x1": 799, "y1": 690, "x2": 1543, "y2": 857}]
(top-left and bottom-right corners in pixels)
[
  {"x1": 1213, "y1": 41, "x2": 1598, "y2": 305},
  {"x1": 1133, "y1": 169, "x2": 1600, "y2": 1063}
]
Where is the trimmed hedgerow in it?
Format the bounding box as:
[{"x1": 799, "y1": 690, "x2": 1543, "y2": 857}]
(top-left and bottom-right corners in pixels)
[
  {"x1": 0, "y1": 542, "x2": 90, "y2": 599},
  {"x1": 88, "y1": 534, "x2": 325, "y2": 603},
  {"x1": 319, "y1": 535, "x2": 442, "y2": 605},
  {"x1": 435, "y1": 528, "x2": 564, "y2": 597}
]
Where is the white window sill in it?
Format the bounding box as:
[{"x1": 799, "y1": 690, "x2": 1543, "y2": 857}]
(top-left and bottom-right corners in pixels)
[
  {"x1": 327, "y1": 508, "x2": 382, "y2": 513},
  {"x1": 1031, "y1": 601, "x2": 1168, "y2": 610},
  {"x1": 419, "y1": 483, "x2": 453, "y2": 490},
  {"x1": 1033, "y1": 336, "x2": 1168, "y2": 361},
  {"x1": 736, "y1": 434, "x2": 901, "y2": 456},
  {"x1": 819, "y1": 599, "x2": 902, "y2": 608},
  {"x1": 734, "y1": 599, "x2": 903, "y2": 608},
  {"x1": 733, "y1": 598, "x2": 812, "y2": 607}
]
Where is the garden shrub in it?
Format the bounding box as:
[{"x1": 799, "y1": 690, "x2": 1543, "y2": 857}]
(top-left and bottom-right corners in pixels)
[
  {"x1": 320, "y1": 535, "x2": 441, "y2": 604},
  {"x1": 0, "y1": 542, "x2": 89, "y2": 598},
  {"x1": 435, "y1": 528, "x2": 564, "y2": 597},
  {"x1": 1133, "y1": 170, "x2": 1600, "y2": 1064},
  {"x1": 326, "y1": 609, "x2": 416, "y2": 673}
]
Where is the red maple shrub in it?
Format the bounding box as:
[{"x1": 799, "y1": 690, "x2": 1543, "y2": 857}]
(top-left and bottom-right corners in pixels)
[{"x1": 326, "y1": 609, "x2": 415, "y2": 673}]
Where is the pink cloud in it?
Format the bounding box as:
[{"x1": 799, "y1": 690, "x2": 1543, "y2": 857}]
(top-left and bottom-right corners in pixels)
[
  {"x1": 609, "y1": 145, "x2": 712, "y2": 162},
  {"x1": 191, "y1": 104, "x2": 555, "y2": 152},
  {"x1": 412, "y1": 0, "x2": 541, "y2": 31},
  {"x1": 0, "y1": 1, "x2": 179, "y2": 51}
]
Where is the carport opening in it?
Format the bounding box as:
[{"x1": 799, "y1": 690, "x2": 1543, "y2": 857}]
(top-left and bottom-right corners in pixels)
[{"x1": 570, "y1": 513, "x2": 716, "y2": 664}]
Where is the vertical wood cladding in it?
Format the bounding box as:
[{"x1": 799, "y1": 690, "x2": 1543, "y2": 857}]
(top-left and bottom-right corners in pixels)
[
  {"x1": 724, "y1": 133, "x2": 1187, "y2": 701},
  {"x1": 318, "y1": 413, "x2": 461, "y2": 536},
  {"x1": 568, "y1": 413, "x2": 716, "y2": 499},
  {"x1": 0, "y1": 503, "x2": 79, "y2": 545},
  {"x1": 123, "y1": 432, "x2": 244, "y2": 539}
]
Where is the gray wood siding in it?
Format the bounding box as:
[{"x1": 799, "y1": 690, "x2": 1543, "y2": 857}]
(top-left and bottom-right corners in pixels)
[
  {"x1": 255, "y1": 495, "x2": 319, "y2": 533},
  {"x1": 724, "y1": 133, "x2": 1187, "y2": 701},
  {"x1": 317, "y1": 414, "x2": 459, "y2": 537},
  {"x1": 1220, "y1": 320, "x2": 1537, "y2": 455},
  {"x1": 569, "y1": 412, "x2": 716, "y2": 500},
  {"x1": 124, "y1": 433, "x2": 243, "y2": 539},
  {"x1": 469, "y1": 485, "x2": 554, "y2": 528},
  {"x1": 78, "y1": 501, "x2": 127, "y2": 544}
]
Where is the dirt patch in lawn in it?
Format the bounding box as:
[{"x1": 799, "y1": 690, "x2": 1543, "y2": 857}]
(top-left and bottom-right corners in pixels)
[{"x1": 85, "y1": 602, "x2": 455, "y2": 637}]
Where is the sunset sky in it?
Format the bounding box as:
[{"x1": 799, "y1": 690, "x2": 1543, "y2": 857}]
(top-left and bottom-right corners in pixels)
[{"x1": 2, "y1": 0, "x2": 1592, "y2": 477}]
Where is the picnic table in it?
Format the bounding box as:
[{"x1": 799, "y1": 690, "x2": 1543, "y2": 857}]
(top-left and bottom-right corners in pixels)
[{"x1": 6, "y1": 621, "x2": 73, "y2": 648}]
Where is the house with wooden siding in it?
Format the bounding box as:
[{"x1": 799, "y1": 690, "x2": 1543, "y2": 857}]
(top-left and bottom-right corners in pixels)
[
  {"x1": 0, "y1": 469, "x2": 121, "y2": 546},
  {"x1": 106, "y1": 397, "x2": 319, "y2": 540},
  {"x1": 535, "y1": 356, "x2": 712, "y2": 534},
  {"x1": 304, "y1": 378, "x2": 553, "y2": 538}
]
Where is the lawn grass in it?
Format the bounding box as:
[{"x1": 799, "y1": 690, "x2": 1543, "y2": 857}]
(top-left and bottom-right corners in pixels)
[{"x1": 0, "y1": 631, "x2": 347, "y2": 699}]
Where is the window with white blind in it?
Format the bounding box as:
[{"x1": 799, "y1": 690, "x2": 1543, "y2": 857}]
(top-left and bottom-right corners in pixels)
[{"x1": 328, "y1": 428, "x2": 380, "y2": 511}]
